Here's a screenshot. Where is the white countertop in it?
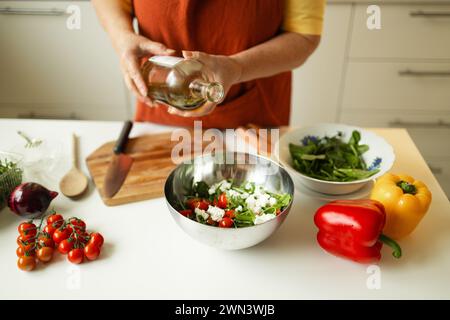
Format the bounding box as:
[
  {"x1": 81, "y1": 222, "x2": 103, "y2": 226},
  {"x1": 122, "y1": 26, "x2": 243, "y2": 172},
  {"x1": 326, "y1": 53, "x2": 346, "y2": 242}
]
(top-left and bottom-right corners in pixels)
[{"x1": 0, "y1": 119, "x2": 449, "y2": 299}]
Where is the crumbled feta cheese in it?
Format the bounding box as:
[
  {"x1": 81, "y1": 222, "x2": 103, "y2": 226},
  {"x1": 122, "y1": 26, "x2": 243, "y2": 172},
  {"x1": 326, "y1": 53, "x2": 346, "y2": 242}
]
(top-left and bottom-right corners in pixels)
[
  {"x1": 269, "y1": 197, "x2": 277, "y2": 206},
  {"x1": 195, "y1": 207, "x2": 209, "y2": 221},
  {"x1": 256, "y1": 193, "x2": 270, "y2": 208},
  {"x1": 227, "y1": 189, "x2": 240, "y2": 198},
  {"x1": 245, "y1": 195, "x2": 262, "y2": 214},
  {"x1": 254, "y1": 214, "x2": 276, "y2": 225},
  {"x1": 235, "y1": 205, "x2": 243, "y2": 212},
  {"x1": 240, "y1": 192, "x2": 249, "y2": 199},
  {"x1": 208, "y1": 186, "x2": 216, "y2": 195},
  {"x1": 245, "y1": 182, "x2": 252, "y2": 190},
  {"x1": 219, "y1": 181, "x2": 232, "y2": 192},
  {"x1": 208, "y1": 180, "x2": 231, "y2": 195},
  {"x1": 207, "y1": 205, "x2": 225, "y2": 222}
]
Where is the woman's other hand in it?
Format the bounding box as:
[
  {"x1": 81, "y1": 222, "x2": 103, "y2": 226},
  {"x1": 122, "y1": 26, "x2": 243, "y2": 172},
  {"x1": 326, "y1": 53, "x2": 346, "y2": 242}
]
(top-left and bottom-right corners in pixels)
[
  {"x1": 115, "y1": 33, "x2": 175, "y2": 106},
  {"x1": 166, "y1": 50, "x2": 242, "y2": 117}
]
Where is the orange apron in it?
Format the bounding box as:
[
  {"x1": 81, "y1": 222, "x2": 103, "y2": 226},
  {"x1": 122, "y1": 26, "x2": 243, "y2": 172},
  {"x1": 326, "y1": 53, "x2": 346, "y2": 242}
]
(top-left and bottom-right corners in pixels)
[{"x1": 133, "y1": 0, "x2": 291, "y2": 129}]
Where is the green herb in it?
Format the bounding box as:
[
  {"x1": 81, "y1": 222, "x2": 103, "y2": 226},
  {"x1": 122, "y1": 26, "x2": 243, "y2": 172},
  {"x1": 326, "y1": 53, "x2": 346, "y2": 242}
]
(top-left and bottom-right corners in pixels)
[
  {"x1": 289, "y1": 130, "x2": 379, "y2": 182},
  {"x1": 0, "y1": 159, "x2": 23, "y2": 209}
]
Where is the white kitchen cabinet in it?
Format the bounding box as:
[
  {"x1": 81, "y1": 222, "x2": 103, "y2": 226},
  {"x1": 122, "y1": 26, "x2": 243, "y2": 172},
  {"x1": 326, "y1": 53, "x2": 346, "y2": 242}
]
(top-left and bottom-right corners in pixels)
[
  {"x1": 0, "y1": 1, "x2": 129, "y2": 120},
  {"x1": 342, "y1": 62, "x2": 450, "y2": 112},
  {"x1": 290, "y1": 4, "x2": 352, "y2": 127},
  {"x1": 341, "y1": 111, "x2": 450, "y2": 158},
  {"x1": 350, "y1": 4, "x2": 450, "y2": 59}
]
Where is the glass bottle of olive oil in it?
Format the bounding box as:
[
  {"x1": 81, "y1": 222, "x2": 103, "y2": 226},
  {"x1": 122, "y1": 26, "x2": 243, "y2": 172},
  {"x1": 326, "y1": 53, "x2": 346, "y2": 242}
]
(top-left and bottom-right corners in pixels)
[{"x1": 141, "y1": 56, "x2": 225, "y2": 111}]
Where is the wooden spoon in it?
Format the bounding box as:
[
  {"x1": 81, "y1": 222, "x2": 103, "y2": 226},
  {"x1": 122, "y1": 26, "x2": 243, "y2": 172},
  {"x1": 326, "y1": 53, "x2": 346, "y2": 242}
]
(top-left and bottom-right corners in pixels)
[{"x1": 59, "y1": 134, "x2": 88, "y2": 198}]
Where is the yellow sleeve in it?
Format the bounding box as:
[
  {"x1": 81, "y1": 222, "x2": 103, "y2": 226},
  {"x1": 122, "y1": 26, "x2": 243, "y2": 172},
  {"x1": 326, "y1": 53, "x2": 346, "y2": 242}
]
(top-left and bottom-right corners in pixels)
[{"x1": 282, "y1": 0, "x2": 326, "y2": 35}]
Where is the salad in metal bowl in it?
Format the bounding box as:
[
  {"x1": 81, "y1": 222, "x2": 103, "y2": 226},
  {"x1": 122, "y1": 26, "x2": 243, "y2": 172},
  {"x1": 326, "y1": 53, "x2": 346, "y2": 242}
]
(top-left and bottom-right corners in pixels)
[{"x1": 179, "y1": 179, "x2": 292, "y2": 228}]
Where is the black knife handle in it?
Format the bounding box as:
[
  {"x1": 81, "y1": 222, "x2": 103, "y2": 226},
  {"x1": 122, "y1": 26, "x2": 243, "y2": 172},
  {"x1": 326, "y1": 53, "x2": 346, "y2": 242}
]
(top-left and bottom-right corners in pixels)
[{"x1": 114, "y1": 120, "x2": 133, "y2": 154}]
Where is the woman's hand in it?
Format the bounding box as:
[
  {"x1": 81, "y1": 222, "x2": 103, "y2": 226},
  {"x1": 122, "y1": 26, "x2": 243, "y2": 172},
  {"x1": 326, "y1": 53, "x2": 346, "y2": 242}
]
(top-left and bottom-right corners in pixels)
[
  {"x1": 114, "y1": 32, "x2": 175, "y2": 106},
  {"x1": 167, "y1": 50, "x2": 243, "y2": 117}
]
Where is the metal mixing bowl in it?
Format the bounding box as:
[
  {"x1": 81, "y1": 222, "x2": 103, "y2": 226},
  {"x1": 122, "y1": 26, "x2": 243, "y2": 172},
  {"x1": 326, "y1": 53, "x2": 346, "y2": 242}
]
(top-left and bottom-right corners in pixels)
[{"x1": 164, "y1": 152, "x2": 295, "y2": 250}]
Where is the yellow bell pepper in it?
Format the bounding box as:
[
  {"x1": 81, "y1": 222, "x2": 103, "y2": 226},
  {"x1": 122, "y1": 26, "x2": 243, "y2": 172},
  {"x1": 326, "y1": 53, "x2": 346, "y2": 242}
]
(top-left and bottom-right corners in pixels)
[{"x1": 370, "y1": 173, "x2": 432, "y2": 240}]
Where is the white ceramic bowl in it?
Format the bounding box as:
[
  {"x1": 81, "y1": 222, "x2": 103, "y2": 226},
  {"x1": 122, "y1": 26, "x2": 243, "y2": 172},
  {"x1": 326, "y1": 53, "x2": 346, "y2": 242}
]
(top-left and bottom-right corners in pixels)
[{"x1": 274, "y1": 123, "x2": 395, "y2": 195}]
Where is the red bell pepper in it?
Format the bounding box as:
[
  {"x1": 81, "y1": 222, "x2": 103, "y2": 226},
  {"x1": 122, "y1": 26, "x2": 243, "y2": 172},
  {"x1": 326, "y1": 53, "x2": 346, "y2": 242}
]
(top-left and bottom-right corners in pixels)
[{"x1": 314, "y1": 199, "x2": 402, "y2": 264}]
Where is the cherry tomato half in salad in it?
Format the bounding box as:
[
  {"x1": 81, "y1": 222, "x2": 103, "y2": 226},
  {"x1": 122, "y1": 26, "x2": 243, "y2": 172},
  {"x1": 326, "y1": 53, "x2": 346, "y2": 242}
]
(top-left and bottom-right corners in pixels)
[
  {"x1": 84, "y1": 243, "x2": 101, "y2": 261},
  {"x1": 186, "y1": 198, "x2": 210, "y2": 211},
  {"x1": 18, "y1": 222, "x2": 37, "y2": 237},
  {"x1": 53, "y1": 227, "x2": 71, "y2": 244},
  {"x1": 219, "y1": 217, "x2": 234, "y2": 228},
  {"x1": 47, "y1": 213, "x2": 64, "y2": 228},
  {"x1": 206, "y1": 217, "x2": 217, "y2": 226},
  {"x1": 88, "y1": 232, "x2": 104, "y2": 248},
  {"x1": 17, "y1": 256, "x2": 36, "y2": 271},
  {"x1": 225, "y1": 210, "x2": 235, "y2": 219},
  {"x1": 179, "y1": 209, "x2": 193, "y2": 217},
  {"x1": 68, "y1": 249, "x2": 84, "y2": 264},
  {"x1": 217, "y1": 193, "x2": 227, "y2": 209}
]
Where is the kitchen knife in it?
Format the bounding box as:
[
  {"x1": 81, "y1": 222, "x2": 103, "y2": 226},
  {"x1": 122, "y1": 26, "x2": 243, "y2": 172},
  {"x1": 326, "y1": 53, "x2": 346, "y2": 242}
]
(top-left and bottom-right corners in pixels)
[{"x1": 103, "y1": 121, "x2": 134, "y2": 198}]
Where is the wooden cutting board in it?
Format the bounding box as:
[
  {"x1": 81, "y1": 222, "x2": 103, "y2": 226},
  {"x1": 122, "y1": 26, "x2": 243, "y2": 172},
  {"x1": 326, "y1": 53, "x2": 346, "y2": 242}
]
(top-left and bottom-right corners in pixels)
[
  {"x1": 86, "y1": 131, "x2": 214, "y2": 206},
  {"x1": 86, "y1": 126, "x2": 287, "y2": 206}
]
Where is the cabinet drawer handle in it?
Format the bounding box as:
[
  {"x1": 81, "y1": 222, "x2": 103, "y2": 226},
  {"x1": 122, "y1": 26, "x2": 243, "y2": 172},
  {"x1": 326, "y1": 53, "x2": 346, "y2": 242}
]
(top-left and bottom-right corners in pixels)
[
  {"x1": 388, "y1": 119, "x2": 450, "y2": 128},
  {"x1": 398, "y1": 69, "x2": 450, "y2": 77},
  {"x1": 410, "y1": 10, "x2": 450, "y2": 17},
  {"x1": 0, "y1": 7, "x2": 67, "y2": 16}
]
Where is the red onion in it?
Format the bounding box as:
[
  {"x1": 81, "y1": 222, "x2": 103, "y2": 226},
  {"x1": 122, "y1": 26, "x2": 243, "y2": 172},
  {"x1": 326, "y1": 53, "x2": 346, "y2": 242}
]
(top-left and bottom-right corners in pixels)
[{"x1": 8, "y1": 182, "x2": 58, "y2": 219}]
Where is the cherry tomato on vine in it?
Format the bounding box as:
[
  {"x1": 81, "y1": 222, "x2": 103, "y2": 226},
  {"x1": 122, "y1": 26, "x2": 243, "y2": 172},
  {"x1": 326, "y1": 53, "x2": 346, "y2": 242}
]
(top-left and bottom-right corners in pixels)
[
  {"x1": 17, "y1": 256, "x2": 36, "y2": 271},
  {"x1": 68, "y1": 218, "x2": 86, "y2": 231},
  {"x1": 88, "y1": 232, "x2": 104, "y2": 248},
  {"x1": 16, "y1": 246, "x2": 33, "y2": 257},
  {"x1": 17, "y1": 234, "x2": 35, "y2": 246},
  {"x1": 43, "y1": 224, "x2": 56, "y2": 237},
  {"x1": 47, "y1": 213, "x2": 64, "y2": 228},
  {"x1": 37, "y1": 247, "x2": 54, "y2": 263},
  {"x1": 18, "y1": 222, "x2": 37, "y2": 237},
  {"x1": 58, "y1": 239, "x2": 74, "y2": 254},
  {"x1": 84, "y1": 243, "x2": 100, "y2": 261},
  {"x1": 68, "y1": 248, "x2": 84, "y2": 264},
  {"x1": 77, "y1": 231, "x2": 90, "y2": 244},
  {"x1": 19, "y1": 242, "x2": 36, "y2": 256},
  {"x1": 218, "y1": 193, "x2": 227, "y2": 209},
  {"x1": 38, "y1": 234, "x2": 54, "y2": 248},
  {"x1": 219, "y1": 217, "x2": 233, "y2": 228},
  {"x1": 52, "y1": 227, "x2": 71, "y2": 244}
]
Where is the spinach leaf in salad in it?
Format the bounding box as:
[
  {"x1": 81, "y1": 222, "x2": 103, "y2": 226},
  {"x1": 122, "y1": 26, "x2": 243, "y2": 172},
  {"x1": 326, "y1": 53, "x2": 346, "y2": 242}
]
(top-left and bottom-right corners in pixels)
[{"x1": 289, "y1": 130, "x2": 380, "y2": 182}]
